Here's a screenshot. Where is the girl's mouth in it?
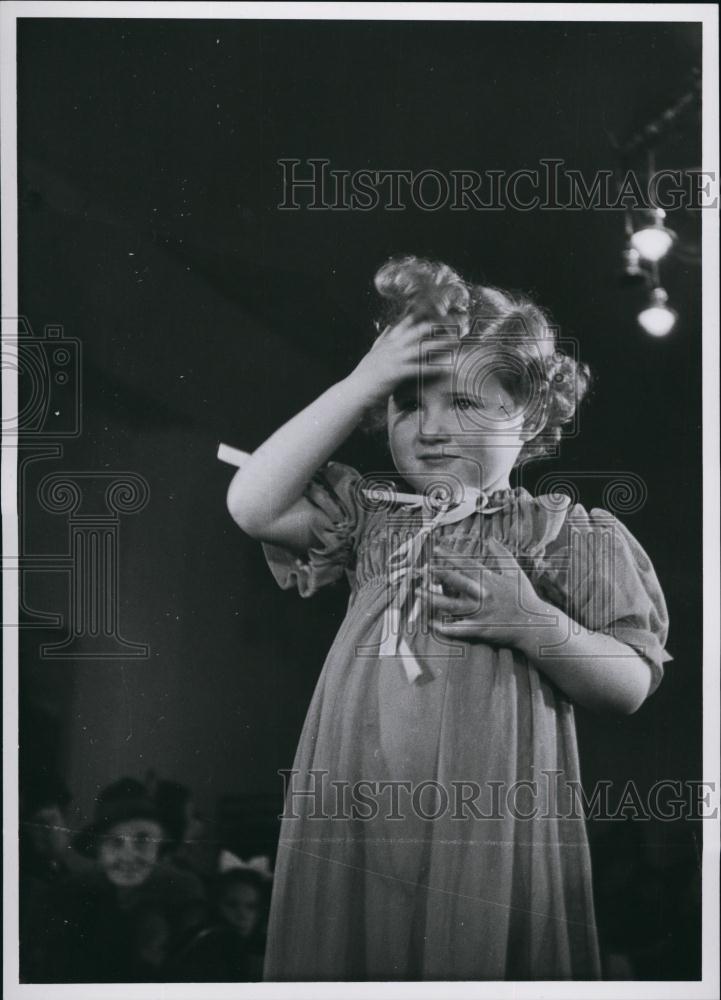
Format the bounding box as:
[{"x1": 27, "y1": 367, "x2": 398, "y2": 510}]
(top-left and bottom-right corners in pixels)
[
  {"x1": 417, "y1": 452, "x2": 468, "y2": 463},
  {"x1": 113, "y1": 865, "x2": 144, "y2": 879}
]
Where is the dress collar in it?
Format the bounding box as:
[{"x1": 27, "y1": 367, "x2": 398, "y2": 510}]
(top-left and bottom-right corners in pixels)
[{"x1": 361, "y1": 482, "x2": 529, "y2": 523}]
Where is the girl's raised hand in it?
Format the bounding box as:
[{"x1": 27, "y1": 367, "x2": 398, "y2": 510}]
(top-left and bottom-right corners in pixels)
[
  {"x1": 349, "y1": 312, "x2": 449, "y2": 405},
  {"x1": 425, "y1": 537, "x2": 555, "y2": 649}
]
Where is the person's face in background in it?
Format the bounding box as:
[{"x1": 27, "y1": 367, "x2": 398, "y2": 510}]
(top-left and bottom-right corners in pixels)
[
  {"x1": 97, "y1": 818, "x2": 164, "y2": 889},
  {"x1": 26, "y1": 804, "x2": 70, "y2": 862},
  {"x1": 219, "y1": 881, "x2": 262, "y2": 939}
]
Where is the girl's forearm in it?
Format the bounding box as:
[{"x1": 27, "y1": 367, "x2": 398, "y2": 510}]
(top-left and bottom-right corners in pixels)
[
  {"x1": 226, "y1": 373, "x2": 374, "y2": 535},
  {"x1": 515, "y1": 606, "x2": 654, "y2": 715}
]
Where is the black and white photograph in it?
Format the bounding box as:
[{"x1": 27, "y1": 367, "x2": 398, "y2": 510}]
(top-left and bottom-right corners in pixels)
[{"x1": 2, "y1": 3, "x2": 719, "y2": 997}]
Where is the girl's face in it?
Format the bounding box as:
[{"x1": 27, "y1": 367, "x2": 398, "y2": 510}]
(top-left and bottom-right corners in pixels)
[
  {"x1": 97, "y1": 818, "x2": 164, "y2": 889},
  {"x1": 219, "y1": 882, "x2": 262, "y2": 938},
  {"x1": 387, "y1": 344, "x2": 536, "y2": 497}
]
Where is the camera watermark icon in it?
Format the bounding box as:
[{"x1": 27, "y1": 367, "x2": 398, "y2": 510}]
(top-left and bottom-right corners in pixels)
[
  {"x1": 2, "y1": 317, "x2": 153, "y2": 657},
  {"x1": 415, "y1": 323, "x2": 583, "y2": 448},
  {"x1": 2, "y1": 317, "x2": 82, "y2": 439}
]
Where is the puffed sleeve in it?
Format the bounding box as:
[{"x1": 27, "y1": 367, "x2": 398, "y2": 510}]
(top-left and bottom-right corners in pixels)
[
  {"x1": 540, "y1": 505, "x2": 673, "y2": 697},
  {"x1": 261, "y1": 461, "x2": 364, "y2": 597}
]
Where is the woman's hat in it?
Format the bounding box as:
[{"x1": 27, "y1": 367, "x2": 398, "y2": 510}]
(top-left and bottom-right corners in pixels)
[{"x1": 72, "y1": 777, "x2": 167, "y2": 858}]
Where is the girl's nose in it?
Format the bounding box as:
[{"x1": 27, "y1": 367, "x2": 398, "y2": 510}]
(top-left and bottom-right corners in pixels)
[
  {"x1": 420, "y1": 408, "x2": 454, "y2": 441},
  {"x1": 118, "y1": 838, "x2": 135, "y2": 857}
]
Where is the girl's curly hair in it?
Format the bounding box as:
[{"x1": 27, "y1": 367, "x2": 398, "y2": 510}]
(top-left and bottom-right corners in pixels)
[{"x1": 366, "y1": 255, "x2": 591, "y2": 467}]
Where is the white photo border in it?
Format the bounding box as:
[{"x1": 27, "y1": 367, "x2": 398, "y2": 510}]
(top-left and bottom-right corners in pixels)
[{"x1": 2, "y1": 3, "x2": 719, "y2": 999}]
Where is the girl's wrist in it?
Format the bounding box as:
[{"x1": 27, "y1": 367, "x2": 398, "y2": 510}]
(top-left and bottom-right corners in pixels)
[
  {"x1": 508, "y1": 600, "x2": 562, "y2": 660},
  {"x1": 342, "y1": 369, "x2": 389, "y2": 410}
]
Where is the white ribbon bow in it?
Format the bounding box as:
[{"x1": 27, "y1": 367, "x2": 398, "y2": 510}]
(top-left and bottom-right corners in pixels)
[
  {"x1": 218, "y1": 848, "x2": 273, "y2": 880},
  {"x1": 362, "y1": 485, "x2": 509, "y2": 684}
]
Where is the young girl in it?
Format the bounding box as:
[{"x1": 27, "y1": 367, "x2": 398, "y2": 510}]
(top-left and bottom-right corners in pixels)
[
  {"x1": 171, "y1": 868, "x2": 270, "y2": 982},
  {"x1": 224, "y1": 255, "x2": 672, "y2": 982}
]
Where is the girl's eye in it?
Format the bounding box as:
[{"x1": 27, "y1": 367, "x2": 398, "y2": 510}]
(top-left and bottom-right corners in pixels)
[
  {"x1": 397, "y1": 397, "x2": 420, "y2": 413},
  {"x1": 454, "y1": 396, "x2": 483, "y2": 411}
]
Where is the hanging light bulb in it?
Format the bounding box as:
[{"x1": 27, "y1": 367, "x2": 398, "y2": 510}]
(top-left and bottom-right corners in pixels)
[
  {"x1": 637, "y1": 287, "x2": 677, "y2": 337},
  {"x1": 618, "y1": 246, "x2": 648, "y2": 287},
  {"x1": 630, "y1": 207, "x2": 677, "y2": 263}
]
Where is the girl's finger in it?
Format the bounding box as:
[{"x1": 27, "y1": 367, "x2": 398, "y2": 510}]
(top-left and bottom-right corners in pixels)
[
  {"x1": 422, "y1": 588, "x2": 476, "y2": 616},
  {"x1": 485, "y1": 536, "x2": 517, "y2": 573},
  {"x1": 403, "y1": 318, "x2": 439, "y2": 343},
  {"x1": 433, "y1": 543, "x2": 473, "y2": 560},
  {"x1": 434, "y1": 619, "x2": 480, "y2": 638},
  {"x1": 432, "y1": 566, "x2": 484, "y2": 598},
  {"x1": 382, "y1": 314, "x2": 421, "y2": 343}
]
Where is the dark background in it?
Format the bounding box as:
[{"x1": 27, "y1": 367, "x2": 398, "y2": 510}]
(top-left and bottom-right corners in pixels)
[{"x1": 16, "y1": 17, "x2": 703, "y2": 978}]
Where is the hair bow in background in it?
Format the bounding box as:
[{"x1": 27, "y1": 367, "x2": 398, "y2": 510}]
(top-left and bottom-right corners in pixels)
[{"x1": 218, "y1": 848, "x2": 273, "y2": 880}]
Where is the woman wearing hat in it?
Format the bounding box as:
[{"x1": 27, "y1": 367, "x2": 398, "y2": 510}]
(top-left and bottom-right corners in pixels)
[{"x1": 42, "y1": 778, "x2": 207, "y2": 983}]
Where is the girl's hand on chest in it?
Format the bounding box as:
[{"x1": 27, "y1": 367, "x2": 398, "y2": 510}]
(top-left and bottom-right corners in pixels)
[{"x1": 423, "y1": 536, "x2": 553, "y2": 649}]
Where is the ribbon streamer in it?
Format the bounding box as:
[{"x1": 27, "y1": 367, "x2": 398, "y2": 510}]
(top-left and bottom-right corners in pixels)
[
  {"x1": 217, "y1": 442, "x2": 512, "y2": 684},
  {"x1": 362, "y1": 486, "x2": 507, "y2": 684}
]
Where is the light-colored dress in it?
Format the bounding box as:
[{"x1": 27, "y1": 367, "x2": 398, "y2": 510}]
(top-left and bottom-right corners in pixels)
[{"x1": 260, "y1": 462, "x2": 672, "y2": 982}]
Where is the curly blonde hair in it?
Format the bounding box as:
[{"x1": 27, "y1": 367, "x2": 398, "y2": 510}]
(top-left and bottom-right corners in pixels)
[{"x1": 366, "y1": 255, "x2": 591, "y2": 467}]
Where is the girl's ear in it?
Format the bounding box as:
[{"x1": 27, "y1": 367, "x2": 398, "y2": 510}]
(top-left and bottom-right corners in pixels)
[{"x1": 519, "y1": 416, "x2": 543, "y2": 443}]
